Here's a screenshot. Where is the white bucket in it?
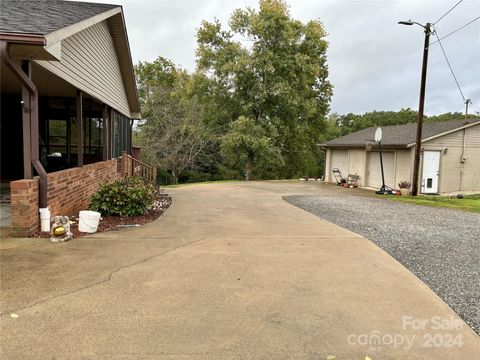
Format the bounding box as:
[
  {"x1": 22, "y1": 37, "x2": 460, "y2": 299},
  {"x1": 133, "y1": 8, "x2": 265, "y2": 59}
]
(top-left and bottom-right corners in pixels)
[
  {"x1": 78, "y1": 210, "x2": 101, "y2": 233},
  {"x1": 39, "y1": 208, "x2": 50, "y2": 232}
]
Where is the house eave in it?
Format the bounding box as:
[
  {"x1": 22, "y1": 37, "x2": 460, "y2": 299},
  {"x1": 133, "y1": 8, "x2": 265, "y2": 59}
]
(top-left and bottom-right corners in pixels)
[
  {"x1": 0, "y1": 33, "x2": 59, "y2": 61},
  {"x1": 43, "y1": 7, "x2": 122, "y2": 46},
  {"x1": 106, "y1": 12, "x2": 141, "y2": 115},
  {"x1": 406, "y1": 121, "x2": 480, "y2": 148},
  {"x1": 324, "y1": 144, "x2": 409, "y2": 149},
  {"x1": 0, "y1": 32, "x2": 46, "y2": 45},
  {"x1": 44, "y1": 7, "x2": 140, "y2": 116}
]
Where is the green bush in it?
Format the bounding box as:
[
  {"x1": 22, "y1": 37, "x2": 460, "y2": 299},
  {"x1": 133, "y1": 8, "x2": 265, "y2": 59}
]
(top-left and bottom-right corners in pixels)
[
  {"x1": 156, "y1": 167, "x2": 173, "y2": 185},
  {"x1": 179, "y1": 170, "x2": 212, "y2": 183},
  {"x1": 90, "y1": 177, "x2": 157, "y2": 216}
]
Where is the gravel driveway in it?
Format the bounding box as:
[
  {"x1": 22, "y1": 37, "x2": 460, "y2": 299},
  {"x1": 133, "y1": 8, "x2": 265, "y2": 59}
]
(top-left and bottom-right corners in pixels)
[{"x1": 284, "y1": 194, "x2": 480, "y2": 334}]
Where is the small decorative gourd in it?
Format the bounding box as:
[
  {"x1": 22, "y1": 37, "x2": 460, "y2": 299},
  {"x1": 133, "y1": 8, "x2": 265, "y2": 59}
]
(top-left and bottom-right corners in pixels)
[{"x1": 50, "y1": 216, "x2": 73, "y2": 242}]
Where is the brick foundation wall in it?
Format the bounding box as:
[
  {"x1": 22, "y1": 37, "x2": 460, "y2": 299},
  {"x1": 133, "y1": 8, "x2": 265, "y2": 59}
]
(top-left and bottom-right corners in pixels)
[{"x1": 10, "y1": 159, "x2": 121, "y2": 237}]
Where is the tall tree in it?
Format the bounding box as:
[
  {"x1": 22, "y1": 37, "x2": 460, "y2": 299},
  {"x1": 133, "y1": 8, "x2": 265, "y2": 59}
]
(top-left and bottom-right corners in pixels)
[
  {"x1": 135, "y1": 56, "x2": 177, "y2": 106},
  {"x1": 135, "y1": 59, "x2": 210, "y2": 184},
  {"x1": 221, "y1": 116, "x2": 282, "y2": 180},
  {"x1": 196, "y1": 0, "x2": 332, "y2": 179}
]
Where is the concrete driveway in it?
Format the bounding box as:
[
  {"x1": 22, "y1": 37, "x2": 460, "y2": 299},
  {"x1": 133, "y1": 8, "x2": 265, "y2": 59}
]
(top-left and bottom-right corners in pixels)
[{"x1": 1, "y1": 181, "x2": 479, "y2": 359}]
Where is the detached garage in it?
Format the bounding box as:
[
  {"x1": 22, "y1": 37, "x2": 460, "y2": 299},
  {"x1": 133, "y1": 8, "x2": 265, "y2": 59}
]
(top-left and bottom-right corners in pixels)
[
  {"x1": 331, "y1": 149, "x2": 349, "y2": 178},
  {"x1": 366, "y1": 151, "x2": 395, "y2": 189},
  {"x1": 323, "y1": 119, "x2": 480, "y2": 194}
]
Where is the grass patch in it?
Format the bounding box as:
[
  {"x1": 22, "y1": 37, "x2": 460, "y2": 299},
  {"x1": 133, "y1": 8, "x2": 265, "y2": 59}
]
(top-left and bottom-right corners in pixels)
[
  {"x1": 385, "y1": 194, "x2": 480, "y2": 213},
  {"x1": 163, "y1": 180, "x2": 242, "y2": 188}
]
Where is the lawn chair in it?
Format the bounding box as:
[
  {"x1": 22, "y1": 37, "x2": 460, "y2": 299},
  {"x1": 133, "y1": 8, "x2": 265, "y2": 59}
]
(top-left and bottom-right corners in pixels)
[{"x1": 332, "y1": 168, "x2": 346, "y2": 186}]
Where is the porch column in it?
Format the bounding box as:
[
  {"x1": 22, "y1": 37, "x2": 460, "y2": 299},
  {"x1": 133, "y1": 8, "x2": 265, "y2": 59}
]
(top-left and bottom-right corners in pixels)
[
  {"x1": 76, "y1": 90, "x2": 83, "y2": 167},
  {"x1": 102, "y1": 104, "x2": 109, "y2": 160},
  {"x1": 109, "y1": 108, "x2": 114, "y2": 158},
  {"x1": 21, "y1": 61, "x2": 32, "y2": 178}
]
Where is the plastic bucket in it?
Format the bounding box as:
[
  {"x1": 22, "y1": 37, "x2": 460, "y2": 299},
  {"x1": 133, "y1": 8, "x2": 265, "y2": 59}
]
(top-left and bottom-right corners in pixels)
[
  {"x1": 78, "y1": 210, "x2": 101, "y2": 233},
  {"x1": 39, "y1": 208, "x2": 51, "y2": 232}
]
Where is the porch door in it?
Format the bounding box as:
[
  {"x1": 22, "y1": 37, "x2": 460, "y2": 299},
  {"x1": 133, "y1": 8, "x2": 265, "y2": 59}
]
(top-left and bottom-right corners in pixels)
[{"x1": 422, "y1": 151, "x2": 440, "y2": 194}]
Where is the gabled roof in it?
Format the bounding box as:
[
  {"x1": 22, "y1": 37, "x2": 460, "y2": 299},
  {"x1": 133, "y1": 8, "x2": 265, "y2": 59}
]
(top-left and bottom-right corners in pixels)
[
  {"x1": 324, "y1": 118, "x2": 480, "y2": 148},
  {"x1": 0, "y1": 0, "x2": 140, "y2": 117},
  {"x1": 0, "y1": 0, "x2": 118, "y2": 35}
]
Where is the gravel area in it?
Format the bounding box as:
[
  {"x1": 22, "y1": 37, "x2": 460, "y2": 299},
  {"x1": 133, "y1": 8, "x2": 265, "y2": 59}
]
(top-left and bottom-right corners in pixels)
[{"x1": 284, "y1": 194, "x2": 480, "y2": 334}]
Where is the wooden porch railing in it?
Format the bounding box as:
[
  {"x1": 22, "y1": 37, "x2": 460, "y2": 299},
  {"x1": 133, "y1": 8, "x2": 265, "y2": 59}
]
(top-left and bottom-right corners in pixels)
[{"x1": 120, "y1": 151, "x2": 156, "y2": 183}]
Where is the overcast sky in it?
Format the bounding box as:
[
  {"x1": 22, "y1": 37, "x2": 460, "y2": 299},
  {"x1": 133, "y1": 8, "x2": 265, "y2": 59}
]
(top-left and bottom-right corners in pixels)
[{"x1": 89, "y1": 0, "x2": 479, "y2": 115}]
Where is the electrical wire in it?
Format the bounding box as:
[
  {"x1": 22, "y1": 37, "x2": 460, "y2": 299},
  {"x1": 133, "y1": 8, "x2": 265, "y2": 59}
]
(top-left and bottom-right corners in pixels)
[
  {"x1": 433, "y1": 0, "x2": 463, "y2": 25},
  {"x1": 431, "y1": 16, "x2": 480, "y2": 44},
  {"x1": 433, "y1": 30, "x2": 466, "y2": 102}
]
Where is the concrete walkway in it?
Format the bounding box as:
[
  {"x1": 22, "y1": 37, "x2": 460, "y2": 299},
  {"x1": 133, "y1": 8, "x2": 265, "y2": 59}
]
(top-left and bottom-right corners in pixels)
[{"x1": 1, "y1": 181, "x2": 479, "y2": 359}]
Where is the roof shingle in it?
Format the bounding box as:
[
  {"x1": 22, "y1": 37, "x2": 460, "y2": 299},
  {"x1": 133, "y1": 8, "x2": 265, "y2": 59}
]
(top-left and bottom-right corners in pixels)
[
  {"x1": 325, "y1": 118, "x2": 480, "y2": 147},
  {"x1": 0, "y1": 0, "x2": 118, "y2": 35}
]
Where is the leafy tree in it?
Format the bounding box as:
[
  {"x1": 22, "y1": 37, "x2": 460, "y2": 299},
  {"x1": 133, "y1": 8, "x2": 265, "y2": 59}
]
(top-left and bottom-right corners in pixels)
[
  {"x1": 323, "y1": 109, "x2": 478, "y2": 141},
  {"x1": 335, "y1": 108, "x2": 418, "y2": 135},
  {"x1": 426, "y1": 112, "x2": 478, "y2": 122},
  {"x1": 138, "y1": 84, "x2": 208, "y2": 184},
  {"x1": 135, "y1": 58, "x2": 211, "y2": 184},
  {"x1": 196, "y1": 0, "x2": 332, "y2": 179},
  {"x1": 135, "y1": 57, "x2": 177, "y2": 106},
  {"x1": 221, "y1": 116, "x2": 282, "y2": 180}
]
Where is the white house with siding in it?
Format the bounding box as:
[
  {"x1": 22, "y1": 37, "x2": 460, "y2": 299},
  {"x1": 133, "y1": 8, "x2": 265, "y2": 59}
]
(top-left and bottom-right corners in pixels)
[
  {"x1": 0, "y1": 0, "x2": 144, "y2": 235},
  {"x1": 323, "y1": 119, "x2": 480, "y2": 194}
]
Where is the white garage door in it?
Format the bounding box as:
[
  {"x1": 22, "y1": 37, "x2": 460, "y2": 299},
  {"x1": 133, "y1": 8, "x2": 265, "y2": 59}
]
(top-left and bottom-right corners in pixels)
[
  {"x1": 331, "y1": 150, "x2": 348, "y2": 179},
  {"x1": 366, "y1": 151, "x2": 395, "y2": 189}
]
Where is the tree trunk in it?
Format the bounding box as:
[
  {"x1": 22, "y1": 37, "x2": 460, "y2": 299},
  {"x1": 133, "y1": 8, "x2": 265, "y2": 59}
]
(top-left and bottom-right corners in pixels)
[
  {"x1": 172, "y1": 170, "x2": 178, "y2": 184},
  {"x1": 246, "y1": 152, "x2": 254, "y2": 181}
]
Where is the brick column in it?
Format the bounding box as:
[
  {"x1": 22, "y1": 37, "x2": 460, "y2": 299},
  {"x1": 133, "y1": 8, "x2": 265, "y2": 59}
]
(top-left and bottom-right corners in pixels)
[{"x1": 10, "y1": 179, "x2": 39, "y2": 237}]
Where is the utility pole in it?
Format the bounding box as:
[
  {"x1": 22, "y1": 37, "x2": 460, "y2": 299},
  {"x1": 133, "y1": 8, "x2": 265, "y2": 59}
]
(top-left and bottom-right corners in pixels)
[
  {"x1": 410, "y1": 22, "x2": 431, "y2": 196},
  {"x1": 465, "y1": 99, "x2": 472, "y2": 121}
]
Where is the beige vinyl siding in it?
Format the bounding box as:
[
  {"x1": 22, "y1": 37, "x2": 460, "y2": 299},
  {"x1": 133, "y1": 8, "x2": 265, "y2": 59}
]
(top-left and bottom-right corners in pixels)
[
  {"x1": 325, "y1": 148, "x2": 332, "y2": 182},
  {"x1": 424, "y1": 129, "x2": 464, "y2": 147},
  {"x1": 462, "y1": 125, "x2": 480, "y2": 191},
  {"x1": 423, "y1": 124, "x2": 480, "y2": 193},
  {"x1": 35, "y1": 21, "x2": 131, "y2": 118},
  {"x1": 394, "y1": 149, "x2": 412, "y2": 187}
]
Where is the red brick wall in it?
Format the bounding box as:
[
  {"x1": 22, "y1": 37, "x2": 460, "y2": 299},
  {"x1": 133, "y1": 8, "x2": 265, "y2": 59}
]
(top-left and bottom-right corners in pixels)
[{"x1": 10, "y1": 159, "x2": 121, "y2": 237}]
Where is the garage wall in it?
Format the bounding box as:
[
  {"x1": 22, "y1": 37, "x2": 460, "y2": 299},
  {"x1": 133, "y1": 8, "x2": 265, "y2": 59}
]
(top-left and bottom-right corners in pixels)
[
  {"x1": 326, "y1": 148, "x2": 414, "y2": 191},
  {"x1": 395, "y1": 149, "x2": 412, "y2": 187},
  {"x1": 366, "y1": 151, "x2": 395, "y2": 189},
  {"x1": 348, "y1": 149, "x2": 365, "y2": 187},
  {"x1": 423, "y1": 124, "x2": 480, "y2": 193},
  {"x1": 325, "y1": 148, "x2": 332, "y2": 182},
  {"x1": 331, "y1": 149, "x2": 349, "y2": 181}
]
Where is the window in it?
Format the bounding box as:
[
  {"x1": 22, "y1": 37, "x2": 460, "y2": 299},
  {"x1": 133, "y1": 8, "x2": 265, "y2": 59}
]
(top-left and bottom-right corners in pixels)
[{"x1": 111, "y1": 111, "x2": 131, "y2": 158}]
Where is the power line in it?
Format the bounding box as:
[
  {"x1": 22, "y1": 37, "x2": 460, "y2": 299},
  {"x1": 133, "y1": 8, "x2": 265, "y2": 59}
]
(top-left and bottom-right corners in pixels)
[
  {"x1": 433, "y1": 0, "x2": 463, "y2": 25},
  {"x1": 431, "y1": 16, "x2": 480, "y2": 44},
  {"x1": 433, "y1": 30, "x2": 466, "y2": 102}
]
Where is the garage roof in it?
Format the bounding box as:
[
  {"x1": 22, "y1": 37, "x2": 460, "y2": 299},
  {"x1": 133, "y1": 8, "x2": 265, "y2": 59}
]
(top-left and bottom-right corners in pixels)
[{"x1": 324, "y1": 118, "x2": 480, "y2": 147}]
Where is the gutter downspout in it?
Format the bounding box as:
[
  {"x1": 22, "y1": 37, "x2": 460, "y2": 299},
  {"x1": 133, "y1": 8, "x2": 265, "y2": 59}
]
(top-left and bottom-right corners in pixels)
[{"x1": 1, "y1": 41, "x2": 48, "y2": 208}]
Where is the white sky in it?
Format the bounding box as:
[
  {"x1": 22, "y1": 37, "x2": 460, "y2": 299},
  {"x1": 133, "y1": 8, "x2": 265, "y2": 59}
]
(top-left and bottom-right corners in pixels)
[{"x1": 87, "y1": 0, "x2": 480, "y2": 115}]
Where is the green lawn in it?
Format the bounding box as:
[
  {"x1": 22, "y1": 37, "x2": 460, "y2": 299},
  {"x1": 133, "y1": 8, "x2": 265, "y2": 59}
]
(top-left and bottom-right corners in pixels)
[
  {"x1": 385, "y1": 194, "x2": 480, "y2": 213},
  {"x1": 163, "y1": 180, "x2": 242, "y2": 188}
]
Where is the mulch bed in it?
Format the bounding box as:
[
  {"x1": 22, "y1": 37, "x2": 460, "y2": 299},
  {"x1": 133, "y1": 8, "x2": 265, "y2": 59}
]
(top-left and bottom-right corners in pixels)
[{"x1": 32, "y1": 193, "x2": 172, "y2": 239}]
